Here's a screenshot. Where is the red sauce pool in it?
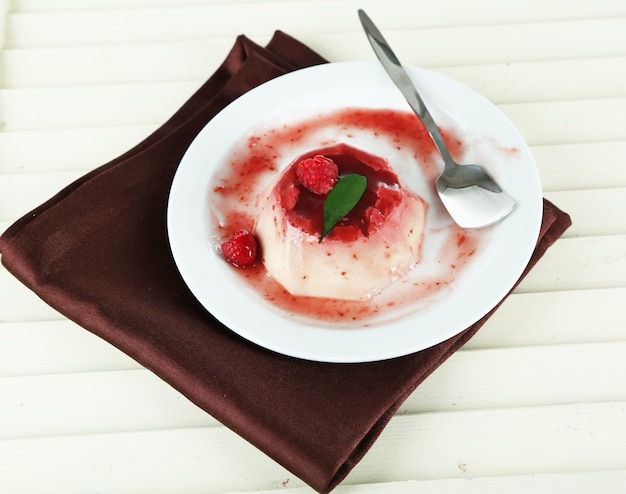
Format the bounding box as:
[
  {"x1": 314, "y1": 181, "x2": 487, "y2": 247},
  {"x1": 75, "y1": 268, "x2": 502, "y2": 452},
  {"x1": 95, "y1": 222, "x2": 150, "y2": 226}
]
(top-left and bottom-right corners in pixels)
[{"x1": 210, "y1": 107, "x2": 486, "y2": 325}]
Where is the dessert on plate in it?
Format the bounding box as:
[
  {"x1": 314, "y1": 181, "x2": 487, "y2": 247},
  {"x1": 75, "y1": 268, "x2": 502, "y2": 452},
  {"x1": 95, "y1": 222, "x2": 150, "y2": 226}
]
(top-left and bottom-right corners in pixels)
[{"x1": 253, "y1": 143, "x2": 428, "y2": 301}]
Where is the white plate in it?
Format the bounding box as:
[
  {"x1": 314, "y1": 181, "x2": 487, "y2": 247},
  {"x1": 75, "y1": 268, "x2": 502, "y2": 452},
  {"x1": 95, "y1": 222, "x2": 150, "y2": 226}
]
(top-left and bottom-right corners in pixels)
[{"x1": 167, "y1": 62, "x2": 542, "y2": 363}]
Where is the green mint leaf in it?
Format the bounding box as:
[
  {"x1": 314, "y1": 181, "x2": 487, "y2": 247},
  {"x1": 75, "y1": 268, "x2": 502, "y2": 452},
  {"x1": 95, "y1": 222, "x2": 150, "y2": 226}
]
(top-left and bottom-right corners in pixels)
[{"x1": 321, "y1": 173, "x2": 367, "y2": 242}]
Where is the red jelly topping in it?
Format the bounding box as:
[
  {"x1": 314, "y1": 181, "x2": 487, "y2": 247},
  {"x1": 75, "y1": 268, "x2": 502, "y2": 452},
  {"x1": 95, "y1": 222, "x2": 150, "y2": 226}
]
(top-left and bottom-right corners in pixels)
[{"x1": 276, "y1": 143, "x2": 403, "y2": 242}]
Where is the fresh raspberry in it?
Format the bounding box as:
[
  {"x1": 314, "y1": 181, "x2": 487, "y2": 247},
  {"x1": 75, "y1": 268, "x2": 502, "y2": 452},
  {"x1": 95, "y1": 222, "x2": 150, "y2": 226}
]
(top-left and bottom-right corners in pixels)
[
  {"x1": 220, "y1": 229, "x2": 258, "y2": 267},
  {"x1": 296, "y1": 155, "x2": 339, "y2": 195}
]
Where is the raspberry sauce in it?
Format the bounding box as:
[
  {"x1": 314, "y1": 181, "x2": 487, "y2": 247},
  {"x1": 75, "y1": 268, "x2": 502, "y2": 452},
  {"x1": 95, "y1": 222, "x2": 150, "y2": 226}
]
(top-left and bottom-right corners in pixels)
[{"x1": 210, "y1": 107, "x2": 486, "y2": 325}]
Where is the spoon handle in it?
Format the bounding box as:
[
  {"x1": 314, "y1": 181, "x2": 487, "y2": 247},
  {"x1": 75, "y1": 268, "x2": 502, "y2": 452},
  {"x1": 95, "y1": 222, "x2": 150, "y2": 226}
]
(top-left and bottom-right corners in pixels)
[{"x1": 358, "y1": 10, "x2": 455, "y2": 170}]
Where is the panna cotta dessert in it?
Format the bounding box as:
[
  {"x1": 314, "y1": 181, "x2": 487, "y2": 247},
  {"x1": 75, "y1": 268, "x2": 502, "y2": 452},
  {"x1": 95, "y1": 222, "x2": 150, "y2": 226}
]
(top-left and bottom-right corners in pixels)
[{"x1": 254, "y1": 143, "x2": 428, "y2": 301}]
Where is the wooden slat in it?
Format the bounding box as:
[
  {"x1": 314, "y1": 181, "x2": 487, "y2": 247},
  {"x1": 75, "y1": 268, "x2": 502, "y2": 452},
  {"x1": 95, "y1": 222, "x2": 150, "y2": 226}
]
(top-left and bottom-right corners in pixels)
[
  {"x1": 3, "y1": 175, "x2": 625, "y2": 238},
  {"x1": 0, "y1": 319, "x2": 139, "y2": 377},
  {"x1": 2, "y1": 236, "x2": 624, "y2": 321},
  {"x1": 2, "y1": 341, "x2": 625, "y2": 440},
  {"x1": 0, "y1": 170, "x2": 82, "y2": 220},
  {"x1": 0, "y1": 370, "x2": 214, "y2": 439},
  {"x1": 6, "y1": 3, "x2": 626, "y2": 55},
  {"x1": 0, "y1": 125, "x2": 157, "y2": 173},
  {"x1": 438, "y1": 56, "x2": 626, "y2": 104},
  {"x1": 309, "y1": 18, "x2": 626, "y2": 67},
  {"x1": 10, "y1": 0, "x2": 626, "y2": 23},
  {"x1": 4, "y1": 41, "x2": 625, "y2": 105},
  {"x1": 0, "y1": 425, "x2": 297, "y2": 494},
  {"x1": 472, "y1": 287, "x2": 626, "y2": 349},
  {"x1": 0, "y1": 40, "x2": 235, "y2": 89},
  {"x1": 1, "y1": 286, "x2": 624, "y2": 377},
  {"x1": 4, "y1": 89, "x2": 625, "y2": 140},
  {"x1": 0, "y1": 83, "x2": 196, "y2": 132},
  {"x1": 2, "y1": 235, "x2": 624, "y2": 325},
  {"x1": 516, "y1": 234, "x2": 626, "y2": 293},
  {"x1": 227, "y1": 471, "x2": 626, "y2": 494},
  {"x1": 0, "y1": 265, "x2": 62, "y2": 321},
  {"x1": 11, "y1": 0, "x2": 290, "y2": 13},
  {"x1": 501, "y1": 98, "x2": 626, "y2": 147},
  {"x1": 405, "y1": 342, "x2": 626, "y2": 413},
  {"x1": 3, "y1": 133, "x2": 625, "y2": 199},
  {"x1": 355, "y1": 402, "x2": 626, "y2": 481},
  {"x1": 544, "y1": 188, "x2": 626, "y2": 237},
  {"x1": 0, "y1": 402, "x2": 624, "y2": 493},
  {"x1": 532, "y1": 141, "x2": 626, "y2": 192}
]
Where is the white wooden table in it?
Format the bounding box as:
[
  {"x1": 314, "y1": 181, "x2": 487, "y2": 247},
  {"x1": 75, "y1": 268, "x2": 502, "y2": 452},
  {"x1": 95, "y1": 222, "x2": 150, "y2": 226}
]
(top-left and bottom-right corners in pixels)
[{"x1": 1, "y1": 1, "x2": 626, "y2": 492}]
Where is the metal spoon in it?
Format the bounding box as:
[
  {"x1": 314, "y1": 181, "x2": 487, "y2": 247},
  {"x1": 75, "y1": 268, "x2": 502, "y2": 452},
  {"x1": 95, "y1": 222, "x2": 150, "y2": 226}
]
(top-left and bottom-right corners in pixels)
[{"x1": 358, "y1": 9, "x2": 515, "y2": 228}]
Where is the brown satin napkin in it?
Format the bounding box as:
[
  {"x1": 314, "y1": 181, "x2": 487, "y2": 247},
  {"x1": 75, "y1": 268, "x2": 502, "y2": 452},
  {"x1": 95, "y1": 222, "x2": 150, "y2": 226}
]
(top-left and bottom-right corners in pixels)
[{"x1": 0, "y1": 31, "x2": 571, "y2": 493}]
